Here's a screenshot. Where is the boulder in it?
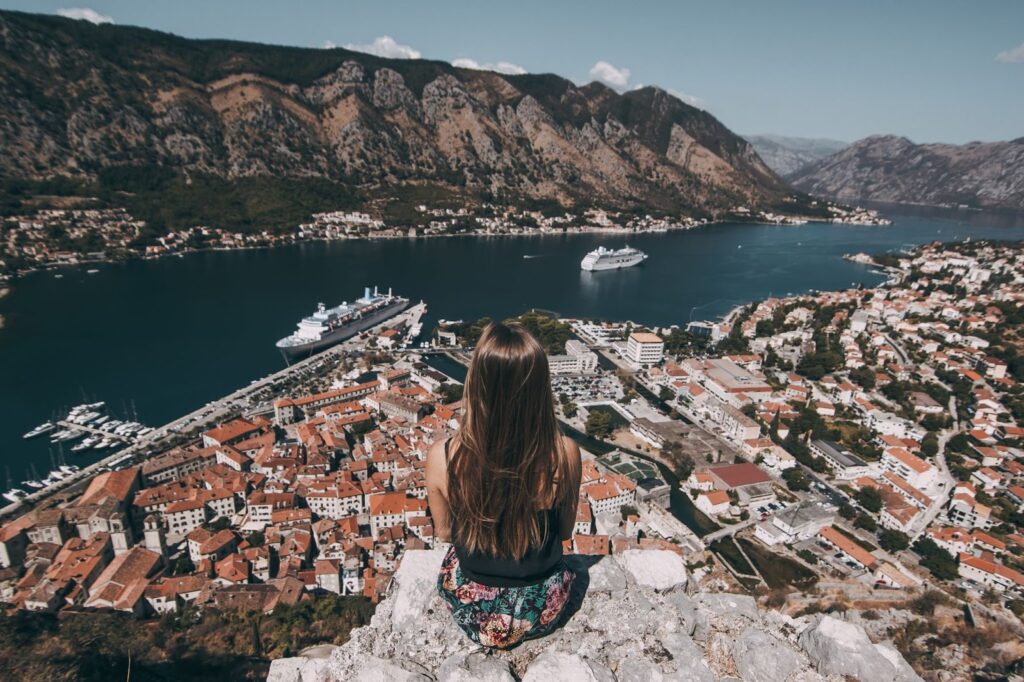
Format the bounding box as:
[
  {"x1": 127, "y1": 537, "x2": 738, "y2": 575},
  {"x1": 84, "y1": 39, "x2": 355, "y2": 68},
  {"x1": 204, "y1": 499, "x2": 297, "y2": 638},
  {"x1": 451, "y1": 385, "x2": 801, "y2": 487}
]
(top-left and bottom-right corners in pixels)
[
  {"x1": 346, "y1": 656, "x2": 431, "y2": 681},
  {"x1": 520, "y1": 651, "x2": 615, "y2": 682},
  {"x1": 731, "y1": 627, "x2": 802, "y2": 682},
  {"x1": 617, "y1": 549, "x2": 687, "y2": 591},
  {"x1": 390, "y1": 549, "x2": 446, "y2": 633},
  {"x1": 438, "y1": 651, "x2": 515, "y2": 682},
  {"x1": 798, "y1": 615, "x2": 923, "y2": 682}
]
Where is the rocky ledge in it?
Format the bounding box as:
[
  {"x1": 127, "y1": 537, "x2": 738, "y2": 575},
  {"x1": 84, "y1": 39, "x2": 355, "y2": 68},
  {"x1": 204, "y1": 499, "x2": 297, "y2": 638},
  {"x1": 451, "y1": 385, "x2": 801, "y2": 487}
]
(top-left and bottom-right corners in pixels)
[{"x1": 268, "y1": 549, "x2": 921, "y2": 681}]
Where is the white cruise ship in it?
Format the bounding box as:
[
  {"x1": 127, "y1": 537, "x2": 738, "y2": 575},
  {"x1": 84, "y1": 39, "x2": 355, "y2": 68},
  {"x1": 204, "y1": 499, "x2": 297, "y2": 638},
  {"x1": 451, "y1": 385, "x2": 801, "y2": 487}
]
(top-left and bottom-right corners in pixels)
[
  {"x1": 275, "y1": 286, "x2": 409, "y2": 361},
  {"x1": 580, "y1": 245, "x2": 648, "y2": 271}
]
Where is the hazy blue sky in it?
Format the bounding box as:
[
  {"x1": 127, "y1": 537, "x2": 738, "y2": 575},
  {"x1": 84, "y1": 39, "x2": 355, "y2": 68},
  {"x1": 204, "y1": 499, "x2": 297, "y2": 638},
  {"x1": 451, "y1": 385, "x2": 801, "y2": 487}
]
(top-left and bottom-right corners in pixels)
[{"x1": 5, "y1": 0, "x2": 1022, "y2": 143}]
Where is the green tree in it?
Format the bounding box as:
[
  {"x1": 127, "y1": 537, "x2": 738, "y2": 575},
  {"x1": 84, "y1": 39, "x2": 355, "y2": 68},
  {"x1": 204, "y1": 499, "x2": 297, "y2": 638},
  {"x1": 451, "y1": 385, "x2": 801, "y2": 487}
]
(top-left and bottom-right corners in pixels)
[
  {"x1": 782, "y1": 467, "x2": 810, "y2": 492},
  {"x1": 921, "y1": 432, "x2": 939, "y2": 458},
  {"x1": 912, "y1": 538, "x2": 959, "y2": 581},
  {"x1": 854, "y1": 513, "x2": 877, "y2": 532},
  {"x1": 437, "y1": 382, "x2": 464, "y2": 404},
  {"x1": 585, "y1": 410, "x2": 614, "y2": 439},
  {"x1": 855, "y1": 487, "x2": 883, "y2": 513},
  {"x1": 878, "y1": 529, "x2": 910, "y2": 553}
]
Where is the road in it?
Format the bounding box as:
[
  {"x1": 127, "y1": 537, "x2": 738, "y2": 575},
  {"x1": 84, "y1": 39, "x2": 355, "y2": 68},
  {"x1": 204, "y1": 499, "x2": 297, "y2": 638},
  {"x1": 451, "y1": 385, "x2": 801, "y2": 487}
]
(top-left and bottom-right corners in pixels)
[
  {"x1": 908, "y1": 423, "x2": 958, "y2": 541},
  {"x1": 881, "y1": 332, "x2": 910, "y2": 366},
  {"x1": 702, "y1": 515, "x2": 760, "y2": 542}
]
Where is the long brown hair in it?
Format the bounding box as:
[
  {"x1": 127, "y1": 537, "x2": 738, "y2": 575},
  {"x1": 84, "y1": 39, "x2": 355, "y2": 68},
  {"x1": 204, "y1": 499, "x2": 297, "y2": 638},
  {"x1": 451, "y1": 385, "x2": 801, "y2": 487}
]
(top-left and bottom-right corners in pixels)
[{"x1": 447, "y1": 321, "x2": 570, "y2": 559}]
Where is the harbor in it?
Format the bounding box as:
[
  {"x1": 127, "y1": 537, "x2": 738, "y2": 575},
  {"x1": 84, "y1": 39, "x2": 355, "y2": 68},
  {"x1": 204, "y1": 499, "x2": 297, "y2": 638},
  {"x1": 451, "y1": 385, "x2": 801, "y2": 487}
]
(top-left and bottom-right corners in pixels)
[
  {"x1": 3, "y1": 212, "x2": 1024, "y2": 499},
  {"x1": 0, "y1": 299, "x2": 426, "y2": 518}
]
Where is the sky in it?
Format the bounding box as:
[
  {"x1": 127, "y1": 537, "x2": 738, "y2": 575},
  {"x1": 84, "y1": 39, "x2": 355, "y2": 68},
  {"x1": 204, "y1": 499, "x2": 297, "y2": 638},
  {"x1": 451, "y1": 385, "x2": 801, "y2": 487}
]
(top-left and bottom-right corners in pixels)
[{"x1": 4, "y1": 0, "x2": 1023, "y2": 144}]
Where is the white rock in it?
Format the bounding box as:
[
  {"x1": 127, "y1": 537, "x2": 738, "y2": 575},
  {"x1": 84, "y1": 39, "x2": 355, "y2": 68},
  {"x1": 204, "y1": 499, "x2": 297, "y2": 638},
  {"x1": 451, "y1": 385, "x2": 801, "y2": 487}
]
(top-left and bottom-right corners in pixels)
[
  {"x1": 438, "y1": 651, "x2": 515, "y2": 682},
  {"x1": 521, "y1": 651, "x2": 615, "y2": 682},
  {"x1": 798, "y1": 615, "x2": 921, "y2": 682},
  {"x1": 616, "y1": 549, "x2": 687, "y2": 591},
  {"x1": 390, "y1": 548, "x2": 446, "y2": 633},
  {"x1": 346, "y1": 656, "x2": 431, "y2": 681},
  {"x1": 732, "y1": 627, "x2": 802, "y2": 682}
]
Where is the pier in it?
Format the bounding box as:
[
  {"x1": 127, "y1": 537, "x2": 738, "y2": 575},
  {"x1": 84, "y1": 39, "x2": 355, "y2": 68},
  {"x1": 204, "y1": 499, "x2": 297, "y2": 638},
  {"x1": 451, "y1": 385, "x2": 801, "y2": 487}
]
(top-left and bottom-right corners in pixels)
[{"x1": 55, "y1": 420, "x2": 136, "y2": 443}]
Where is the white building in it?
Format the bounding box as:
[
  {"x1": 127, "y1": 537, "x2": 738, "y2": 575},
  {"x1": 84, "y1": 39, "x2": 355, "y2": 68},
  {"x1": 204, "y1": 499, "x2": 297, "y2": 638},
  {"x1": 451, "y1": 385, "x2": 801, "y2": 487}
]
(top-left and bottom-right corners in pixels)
[
  {"x1": 626, "y1": 332, "x2": 664, "y2": 366},
  {"x1": 881, "y1": 448, "x2": 938, "y2": 489},
  {"x1": 809, "y1": 439, "x2": 870, "y2": 480}
]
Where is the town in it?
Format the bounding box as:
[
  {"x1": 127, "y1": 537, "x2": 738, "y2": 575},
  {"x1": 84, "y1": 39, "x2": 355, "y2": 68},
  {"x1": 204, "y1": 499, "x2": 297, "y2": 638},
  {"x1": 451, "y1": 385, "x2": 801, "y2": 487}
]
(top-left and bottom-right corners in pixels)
[
  {"x1": 0, "y1": 200, "x2": 888, "y2": 283},
  {"x1": 0, "y1": 239, "x2": 1021, "y2": 678}
]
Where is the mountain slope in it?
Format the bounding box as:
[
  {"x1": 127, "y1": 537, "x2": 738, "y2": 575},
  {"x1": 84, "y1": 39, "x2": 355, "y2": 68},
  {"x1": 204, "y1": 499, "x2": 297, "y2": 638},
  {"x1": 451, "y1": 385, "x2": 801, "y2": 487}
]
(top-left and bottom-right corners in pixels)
[
  {"x1": 788, "y1": 135, "x2": 1024, "y2": 211},
  {"x1": 744, "y1": 134, "x2": 847, "y2": 176},
  {"x1": 0, "y1": 10, "x2": 787, "y2": 229}
]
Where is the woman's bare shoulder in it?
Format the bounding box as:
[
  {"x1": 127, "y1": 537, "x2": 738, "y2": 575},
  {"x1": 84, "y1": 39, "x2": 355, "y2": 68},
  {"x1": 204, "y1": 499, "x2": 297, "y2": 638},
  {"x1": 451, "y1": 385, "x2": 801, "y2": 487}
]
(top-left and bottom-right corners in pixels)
[
  {"x1": 426, "y1": 438, "x2": 450, "y2": 486},
  {"x1": 560, "y1": 436, "x2": 582, "y2": 471}
]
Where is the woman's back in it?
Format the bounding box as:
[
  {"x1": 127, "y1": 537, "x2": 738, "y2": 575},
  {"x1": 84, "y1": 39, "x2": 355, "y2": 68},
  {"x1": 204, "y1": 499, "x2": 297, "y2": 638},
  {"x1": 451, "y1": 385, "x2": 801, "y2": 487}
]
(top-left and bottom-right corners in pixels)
[
  {"x1": 426, "y1": 321, "x2": 583, "y2": 648},
  {"x1": 446, "y1": 439, "x2": 565, "y2": 586}
]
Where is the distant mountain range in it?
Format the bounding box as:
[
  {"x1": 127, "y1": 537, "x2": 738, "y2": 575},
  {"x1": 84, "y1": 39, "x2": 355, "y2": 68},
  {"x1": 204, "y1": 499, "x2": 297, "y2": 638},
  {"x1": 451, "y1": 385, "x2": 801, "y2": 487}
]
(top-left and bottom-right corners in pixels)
[
  {"x1": 788, "y1": 135, "x2": 1024, "y2": 212},
  {"x1": 744, "y1": 135, "x2": 848, "y2": 177},
  {"x1": 0, "y1": 10, "x2": 793, "y2": 231}
]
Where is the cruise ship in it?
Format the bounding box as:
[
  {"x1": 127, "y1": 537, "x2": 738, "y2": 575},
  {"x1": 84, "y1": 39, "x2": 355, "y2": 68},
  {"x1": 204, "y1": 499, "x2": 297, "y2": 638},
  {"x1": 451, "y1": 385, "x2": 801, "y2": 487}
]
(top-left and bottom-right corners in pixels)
[
  {"x1": 580, "y1": 245, "x2": 648, "y2": 271},
  {"x1": 276, "y1": 286, "x2": 409, "y2": 361}
]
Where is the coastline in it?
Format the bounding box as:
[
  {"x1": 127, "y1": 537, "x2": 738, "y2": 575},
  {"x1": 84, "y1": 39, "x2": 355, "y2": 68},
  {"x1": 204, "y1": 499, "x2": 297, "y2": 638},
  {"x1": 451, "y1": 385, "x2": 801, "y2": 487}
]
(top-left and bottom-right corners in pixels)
[{"x1": 1, "y1": 213, "x2": 887, "y2": 288}]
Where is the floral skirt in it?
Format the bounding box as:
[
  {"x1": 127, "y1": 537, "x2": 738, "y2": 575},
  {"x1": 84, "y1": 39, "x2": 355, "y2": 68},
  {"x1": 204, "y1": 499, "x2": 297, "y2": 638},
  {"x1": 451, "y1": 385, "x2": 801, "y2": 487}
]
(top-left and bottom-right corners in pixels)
[{"x1": 437, "y1": 545, "x2": 575, "y2": 649}]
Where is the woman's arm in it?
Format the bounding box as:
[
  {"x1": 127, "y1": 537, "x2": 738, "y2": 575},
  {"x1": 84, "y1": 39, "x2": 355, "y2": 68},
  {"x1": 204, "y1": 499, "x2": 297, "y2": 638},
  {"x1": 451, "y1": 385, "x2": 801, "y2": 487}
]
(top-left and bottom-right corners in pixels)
[
  {"x1": 426, "y1": 438, "x2": 452, "y2": 542},
  {"x1": 558, "y1": 436, "x2": 583, "y2": 541}
]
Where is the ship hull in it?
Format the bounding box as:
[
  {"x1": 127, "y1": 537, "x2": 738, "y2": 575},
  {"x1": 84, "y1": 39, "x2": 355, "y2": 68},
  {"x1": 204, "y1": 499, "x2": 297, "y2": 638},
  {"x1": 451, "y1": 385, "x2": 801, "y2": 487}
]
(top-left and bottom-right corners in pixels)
[
  {"x1": 581, "y1": 254, "x2": 647, "y2": 271},
  {"x1": 277, "y1": 299, "x2": 410, "y2": 361}
]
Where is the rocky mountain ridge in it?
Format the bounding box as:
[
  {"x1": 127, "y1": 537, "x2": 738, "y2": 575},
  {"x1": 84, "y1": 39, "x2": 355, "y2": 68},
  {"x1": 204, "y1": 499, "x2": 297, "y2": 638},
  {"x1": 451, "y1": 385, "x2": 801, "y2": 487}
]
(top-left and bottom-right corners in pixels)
[
  {"x1": 268, "y1": 549, "x2": 922, "y2": 682},
  {"x1": 0, "y1": 10, "x2": 787, "y2": 224},
  {"x1": 744, "y1": 135, "x2": 848, "y2": 177},
  {"x1": 788, "y1": 135, "x2": 1024, "y2": 211}
]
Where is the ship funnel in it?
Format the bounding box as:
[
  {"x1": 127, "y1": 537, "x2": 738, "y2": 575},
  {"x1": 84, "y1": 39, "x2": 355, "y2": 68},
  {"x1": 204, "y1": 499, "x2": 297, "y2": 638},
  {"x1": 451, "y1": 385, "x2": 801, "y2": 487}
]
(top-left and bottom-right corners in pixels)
[{"x1": 364, "y1": 286, "x2": 371, "y2": 300}]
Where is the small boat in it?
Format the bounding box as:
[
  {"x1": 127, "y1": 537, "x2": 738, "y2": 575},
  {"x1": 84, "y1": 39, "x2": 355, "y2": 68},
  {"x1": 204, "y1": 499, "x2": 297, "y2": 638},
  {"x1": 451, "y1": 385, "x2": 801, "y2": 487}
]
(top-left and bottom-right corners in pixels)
[
  {"x1": 54, "y1": 274, "x2": 63, "y2": 279},
  {"x1": 59, "y1": 465, "x2": 79, "y2": 476},
  {"x1": 48, "y1": 469, "x2": 66, "y2": 481},
  {"x1": 23, "y1": 422, "x2": 55, "y2": 439},
  {"x1": 24, "y1": 480, "x2": 45, "y2": 489},
  {"x1": 86, "y1": 269, "x2": 99, "y2": 274},
  {"x1": 2, "y1": 489, "x2": 27, "y2": 503}
]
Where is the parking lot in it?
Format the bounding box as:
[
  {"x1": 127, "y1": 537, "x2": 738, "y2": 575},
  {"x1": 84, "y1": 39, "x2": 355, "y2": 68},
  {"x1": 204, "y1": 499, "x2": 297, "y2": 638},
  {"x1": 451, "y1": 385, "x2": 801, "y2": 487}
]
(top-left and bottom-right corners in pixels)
[{"x1": 552, "y1": 372, "x2": 624, "y2": 403}]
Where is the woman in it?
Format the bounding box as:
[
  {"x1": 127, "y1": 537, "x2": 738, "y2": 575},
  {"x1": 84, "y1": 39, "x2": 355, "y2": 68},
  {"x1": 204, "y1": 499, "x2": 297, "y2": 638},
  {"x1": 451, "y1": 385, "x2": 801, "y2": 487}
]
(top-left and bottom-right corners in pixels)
[{"x1": 426, "y1": 321, "x2": 582, "y2": 649}]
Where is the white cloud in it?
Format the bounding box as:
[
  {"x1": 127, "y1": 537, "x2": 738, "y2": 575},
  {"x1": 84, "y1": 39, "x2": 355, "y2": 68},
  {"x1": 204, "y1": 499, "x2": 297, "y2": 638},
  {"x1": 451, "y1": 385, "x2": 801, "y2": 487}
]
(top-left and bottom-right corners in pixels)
[
  {"x1": 668, "y1": 88, "x2": 706, "y2": 110},
  {"x1": 451, "y1": 58, "x2": 527, "y2": 75},
  {"x1": 56, "y1": 7, "x2": 114, "y2": 24},
  {"x1": 995, "y1": 42, "x2": 1024, "y2": 63},
  {"x1": 588, "y1": 60, "x2": 632, "y2": 91},
  {"x1": 341, "y1": 36, "x2": 421, "y2": 60}
]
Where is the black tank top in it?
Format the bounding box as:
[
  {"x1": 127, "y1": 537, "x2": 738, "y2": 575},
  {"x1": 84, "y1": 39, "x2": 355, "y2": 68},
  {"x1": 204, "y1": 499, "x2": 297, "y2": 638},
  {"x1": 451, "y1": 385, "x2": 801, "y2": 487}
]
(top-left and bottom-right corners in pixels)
[{"x1": 446, "y1": 440, "x2": 563, "y2": 587}]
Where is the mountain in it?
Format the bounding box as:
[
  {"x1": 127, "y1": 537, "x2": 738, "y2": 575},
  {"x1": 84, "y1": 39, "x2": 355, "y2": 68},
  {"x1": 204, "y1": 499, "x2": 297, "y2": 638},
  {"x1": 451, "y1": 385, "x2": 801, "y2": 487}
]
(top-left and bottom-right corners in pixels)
[
  {"x1": 0, "y1": 10, "x2": 788, "y2": 231},
  {"x1": 788, "y1": 135, "x2": 1024, "y2": 211},
  {"x1": 744, "y1": 134, "x2": 848, "y2": 176}
]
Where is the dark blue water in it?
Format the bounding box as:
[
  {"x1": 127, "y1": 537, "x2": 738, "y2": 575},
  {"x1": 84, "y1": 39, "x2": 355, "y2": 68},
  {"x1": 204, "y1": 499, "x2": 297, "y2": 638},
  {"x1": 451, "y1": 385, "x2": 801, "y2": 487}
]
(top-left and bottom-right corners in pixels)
[{"x1": 2, "y1": 210, "x2": 1023, "y2": 487}]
